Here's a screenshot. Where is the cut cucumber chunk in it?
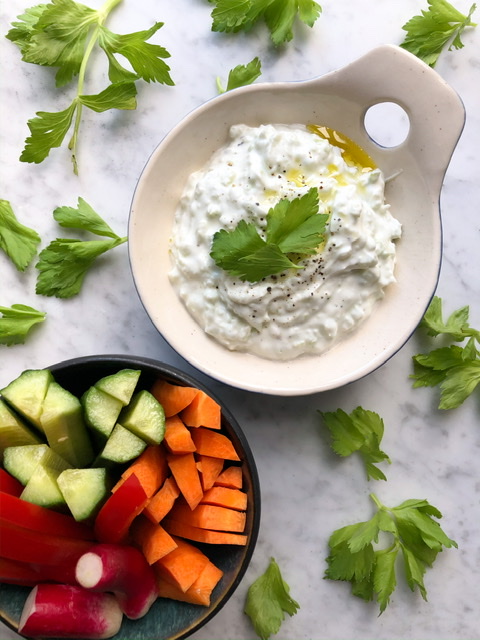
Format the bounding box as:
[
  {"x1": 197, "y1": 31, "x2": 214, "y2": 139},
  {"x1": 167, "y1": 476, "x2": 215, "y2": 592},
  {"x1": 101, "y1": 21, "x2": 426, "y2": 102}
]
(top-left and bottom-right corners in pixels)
[
  {"x1": 0, "y1": 369, "x2": 53, "y2": 431},
  {"x1": 3, "y1": 444, "x2": 50, "y2": 486},
  {"x1": 57, "y1": 468, "x2": 110, "y2": 521},
  {"x1": 94, "y1": 369, "x2": 141, "y2": 406},
  {"x1": 0, "y1": 399, "x2": 43, "y2": 456},
  {"x1": 119, "y1": 390, "x2": 165, "y2": 445},
  {"x1": 40, "y1": 382, "x2": 94, "y2": 468},
  {"x1": 94, "y1": 423, "x2": 147, "y2": 467},
  {"x1": 19, "y1": 447, "x2": 72, "y2": 509},
  {"x1": 82, "y1": 386, "x2": 123, "y2": 441}
]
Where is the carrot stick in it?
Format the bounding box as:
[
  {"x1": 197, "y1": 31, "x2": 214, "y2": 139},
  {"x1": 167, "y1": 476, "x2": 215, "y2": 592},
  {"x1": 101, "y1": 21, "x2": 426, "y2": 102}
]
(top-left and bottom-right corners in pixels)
[
  {"x1": 162, "y1": 519, "x2": 247, "y2": 546},
  {"x1": 131, "y1": 516, "x2": 178, "y2": 564},
  {"x1": 214, "y1": 465, "x2": 243, "y2": 490},
  {"x1": 164, "y1": 415, "x2": 196, "y2": 454},
  {"x1": 185, "y1": 560, "x2": 223, "y2": 606},
  {"x1": 190, "y1": 428, "x2": 240, "y2": 461},
  {"x1": 167, "y1": 453, "x2": 203, "y2": 510},
  {"x1": 112, "y1": 445, "x2": 168, "y2": 497},
  {"x1": 153, "y1": 536, "x2": 210, "y2": 592},
  {"x1": 180, "y1": 391, "x2": 221, "y2": 430},
  {"x1": 200, "y1": 486, "x2": 247, "y2": 511},
  {"x1": 156, "y1": 560, "x2": 223, "y2": 607},
  {"x1": 196, "y1": 454, "x2": 224, "y2": 491},
  {"x1": 150, "y1": 380, "x2": 198, "y2": 417},
  {"x1": 143, "y1": 476, "x2": 180, "y2": 524},
  {"x1": 168, "y1": 501, "x2": 246, "y2": 533}
]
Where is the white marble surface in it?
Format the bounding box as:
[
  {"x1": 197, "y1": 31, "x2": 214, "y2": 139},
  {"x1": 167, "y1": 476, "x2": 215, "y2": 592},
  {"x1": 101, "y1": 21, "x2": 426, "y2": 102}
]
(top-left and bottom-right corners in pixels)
[{"x1": 1, "y1": 1, "x2": 479, "y2": 639}]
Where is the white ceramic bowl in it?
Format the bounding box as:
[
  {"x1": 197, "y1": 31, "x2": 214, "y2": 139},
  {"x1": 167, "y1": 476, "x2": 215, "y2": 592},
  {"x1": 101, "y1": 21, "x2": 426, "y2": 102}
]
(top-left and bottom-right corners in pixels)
[{"x1": 129, "y1": 45, "x2": 465, "y2": 396}]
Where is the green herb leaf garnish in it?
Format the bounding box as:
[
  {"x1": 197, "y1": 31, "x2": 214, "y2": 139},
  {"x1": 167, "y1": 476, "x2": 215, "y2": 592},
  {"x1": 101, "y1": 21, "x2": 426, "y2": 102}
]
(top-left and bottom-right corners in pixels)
[{"x1": 210, "y1": 187, "x2": 328, "y2": 282}]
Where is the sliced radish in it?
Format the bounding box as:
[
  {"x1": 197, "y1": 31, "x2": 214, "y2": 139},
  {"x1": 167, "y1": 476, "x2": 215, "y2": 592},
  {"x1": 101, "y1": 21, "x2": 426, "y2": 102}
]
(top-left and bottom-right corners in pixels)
[
  {"x1": 76, "y1": 543, "x2": 157, "y2": 619},
  {"x1": 18, "y1": 584, "x2": 123, "y2": 639}
]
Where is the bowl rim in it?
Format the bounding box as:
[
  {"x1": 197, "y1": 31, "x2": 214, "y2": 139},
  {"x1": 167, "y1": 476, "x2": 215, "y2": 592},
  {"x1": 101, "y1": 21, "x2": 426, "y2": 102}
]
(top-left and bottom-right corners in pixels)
[
  {"x1": 1, "y1": 354, "x2": 261, "y2": 640},
  {"x1": 128, "y1": 45, "x2": 465, "y2": 396}
]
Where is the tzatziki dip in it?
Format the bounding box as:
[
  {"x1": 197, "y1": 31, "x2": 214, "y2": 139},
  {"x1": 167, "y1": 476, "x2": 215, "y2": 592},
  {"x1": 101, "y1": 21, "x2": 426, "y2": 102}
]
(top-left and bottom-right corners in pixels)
[{"x1": 169, "y1": 123, "x2": 401, "y2": 361}]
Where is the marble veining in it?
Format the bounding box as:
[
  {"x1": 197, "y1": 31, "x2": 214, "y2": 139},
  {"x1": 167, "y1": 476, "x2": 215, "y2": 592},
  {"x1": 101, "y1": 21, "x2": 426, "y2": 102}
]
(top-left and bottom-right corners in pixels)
[{"x1": 1, "y1": 0, "x2": 479, "y2": 639}]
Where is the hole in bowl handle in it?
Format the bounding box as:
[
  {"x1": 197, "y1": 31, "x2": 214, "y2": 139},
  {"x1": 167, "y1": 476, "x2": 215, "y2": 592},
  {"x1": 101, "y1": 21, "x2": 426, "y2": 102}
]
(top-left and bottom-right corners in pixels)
[{"x1": 325, "y1": 45, "x2": 466, "y2": 189}]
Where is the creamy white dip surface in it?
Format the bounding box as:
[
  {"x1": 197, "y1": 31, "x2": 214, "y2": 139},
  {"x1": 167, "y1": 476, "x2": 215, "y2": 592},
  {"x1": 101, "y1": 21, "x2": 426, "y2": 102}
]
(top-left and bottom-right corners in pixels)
[{"x1": 169, "y1": 124, "x2": 402, "y2": 361}]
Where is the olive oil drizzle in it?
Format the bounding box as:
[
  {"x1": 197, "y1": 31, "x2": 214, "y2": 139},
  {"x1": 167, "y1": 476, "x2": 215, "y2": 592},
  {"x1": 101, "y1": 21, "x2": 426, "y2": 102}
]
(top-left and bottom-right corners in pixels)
[{"x1": 307, "y1": 124, "x2": 377, "y2": 171}]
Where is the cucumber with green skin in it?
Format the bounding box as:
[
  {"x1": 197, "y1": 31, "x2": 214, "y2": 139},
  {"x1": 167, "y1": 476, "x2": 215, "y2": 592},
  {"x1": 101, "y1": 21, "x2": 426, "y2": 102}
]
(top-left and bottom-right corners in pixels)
[
  {"x1": 57, "y1": 467, "x2": 110, "y2": 521},
  {"x1": 0, "y1": 369, "x2": 53, "y2": 431},
  {"x1": 81, "y1": 386, "x2": 123, "y2": 442},
  {"x1": 3, "y1": 444, "x2": 50, "y2": 486},
  {"x1": 18, "y1": 446, "x2": 72, "y2": 510},
  {"x1": 40, "y1": 382, "x2": 94, "y2": 468},
  {"x1": 119, "y1": 390, "x2": 166, "y2": 445},
  {"x1": 0, "y1": 399, "x2": 43, "y2": 456},
  {"x1": 94, "y1": 368, "x2": 141, "y2": 406},
  {"x1": 94, "y1": 423, "x2": 147, "y2": 467},
  {"x1": 1, "y1": 367, "x2": 167, "y2": 520}
]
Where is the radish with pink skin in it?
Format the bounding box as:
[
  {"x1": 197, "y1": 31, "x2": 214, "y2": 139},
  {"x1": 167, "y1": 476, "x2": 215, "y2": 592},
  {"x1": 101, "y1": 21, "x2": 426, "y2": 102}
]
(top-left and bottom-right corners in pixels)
[
  {"x1": 18, "y1": 584, "x2": 123, "y2": 639},
  {"x1": 76, "y1": 543, "x2": 158, "y2": 619}
]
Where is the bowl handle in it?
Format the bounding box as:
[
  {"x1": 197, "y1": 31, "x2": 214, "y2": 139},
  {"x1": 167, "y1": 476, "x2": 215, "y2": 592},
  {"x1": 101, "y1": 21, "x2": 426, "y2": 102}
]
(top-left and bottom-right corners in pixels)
[{"x1": 321, "y1": 44, "x2": 466, "y2": 190}]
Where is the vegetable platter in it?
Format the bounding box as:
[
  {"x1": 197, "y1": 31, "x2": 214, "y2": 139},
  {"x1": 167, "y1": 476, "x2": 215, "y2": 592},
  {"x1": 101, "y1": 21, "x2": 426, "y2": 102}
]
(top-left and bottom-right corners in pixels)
[
  {"x1": 0, "y1": 355, "x2": 260, "y2": 639},
  {"x1": 1, "y1": 0, "x2": 479, "y2": 639}
]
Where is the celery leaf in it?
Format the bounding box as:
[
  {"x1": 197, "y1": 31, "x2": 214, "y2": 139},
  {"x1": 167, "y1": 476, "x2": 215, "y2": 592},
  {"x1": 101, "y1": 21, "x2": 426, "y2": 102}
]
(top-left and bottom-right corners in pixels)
[
  {"x1": 245, "y1": 558, "x2": 299, "y2": 640},
  {"x1": 0, "y1": 304, "x2": 46, "y2": 346},
  {"x1": 400, "y1": 0, "x2": 477, "y2": 67},
  {"x1": 0, "y1": 200, "x2": 41, "y2": 271},
  {"x1": 325, "y1": 494, "x2": 457, "y2": 613}
]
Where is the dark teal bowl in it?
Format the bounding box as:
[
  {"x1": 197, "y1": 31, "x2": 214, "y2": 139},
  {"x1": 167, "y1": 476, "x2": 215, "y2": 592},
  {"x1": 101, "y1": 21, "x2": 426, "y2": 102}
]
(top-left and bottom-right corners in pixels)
[{"x1": 0, "y1": 355, "x2": 261, "y2": 640}]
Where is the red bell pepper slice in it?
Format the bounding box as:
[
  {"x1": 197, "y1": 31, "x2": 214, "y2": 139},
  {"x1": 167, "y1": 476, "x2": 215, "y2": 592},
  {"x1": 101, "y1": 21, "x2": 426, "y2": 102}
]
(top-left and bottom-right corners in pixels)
[
  {"x1": 0, "y1": 556, "x2": 81, "y2": 587},
  {"x1": 0, "y1": 520, "x2": 92, "y2": 565},
  {"x1": 0, "y1": 557, "x2": 39, "y2": 586},
  {"x1": 94, "y1": 473, "x2": 149, "y2": 544},
  {"x1": 0, "y1": 468, "x2": 23, "y2": 497},
  {"x1": 0, "y1": 492, "x2": 94, "y2": 540}
]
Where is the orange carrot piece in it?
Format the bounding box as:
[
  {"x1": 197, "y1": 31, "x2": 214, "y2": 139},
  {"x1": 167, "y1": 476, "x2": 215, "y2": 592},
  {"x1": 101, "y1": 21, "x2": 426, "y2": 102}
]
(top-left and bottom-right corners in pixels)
[
  {"x1": 167, "y1": 453, "x2": 203, "y2": 510},
  {"x1": 196, "y1": 455, "x2": 224, "y2": 491},
  {"x1": 163, "y1": 519, "x2": 247, "y2": 546},
  {"x1": 131, "y1": 515, "x2": 178, "y2": 564},
  {"x1": 200, "y1": 486, "x2": 247, "y2": 511},
  {"x1": 164, "y1": 415, "x2": 196, "y2": 454},
  {"x1": 181, "y1": 391, "x2": 221, "y2": 430},
  {"x1": 156, "y1": 560, "x2": 223, "y2": 606},
  {"x1": 168, "y1": 502, "x2": 246, "y2": 533},
  {"x1": 154, "y1": 536, "x2": 210, "y2": 592},
  {"x1": 190, "y1": 428, "x2": 240, "y2": 461},
  {"x1": 112, "y1": 445, "x2": 168, "y2": 497},
  {"x1": 143, "y1": 476, "x2": 180, "y2": 524},
  {"x1": 151, "y1": 380, "x2": 199, "y2": 418},
  {"x1": 187, "y1": 560, "x2": 223, "y2": 606},
  {"x1": 214, "y1": 465, "x2": 243, "y2": 490}
]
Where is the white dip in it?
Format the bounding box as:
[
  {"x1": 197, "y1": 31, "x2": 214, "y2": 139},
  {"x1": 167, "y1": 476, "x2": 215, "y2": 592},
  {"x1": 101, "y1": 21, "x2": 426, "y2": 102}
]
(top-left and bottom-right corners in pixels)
[{"x1": 169, "y1": 124, "x2": 402, "y2": 361}]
